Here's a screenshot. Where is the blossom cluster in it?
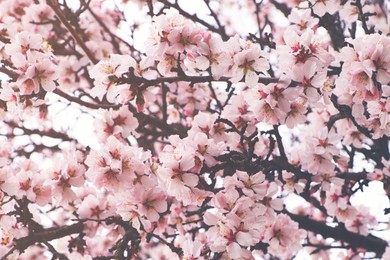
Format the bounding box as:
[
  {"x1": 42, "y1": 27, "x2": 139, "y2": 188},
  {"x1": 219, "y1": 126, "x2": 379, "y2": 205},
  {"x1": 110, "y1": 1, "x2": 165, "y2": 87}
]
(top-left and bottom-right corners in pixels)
[
  {"x1": 335, "y1": 34, "x2": 390, "y2": 138},
  {"x1": 0, "y1": 0, "x2": 389, "y2": 259}
]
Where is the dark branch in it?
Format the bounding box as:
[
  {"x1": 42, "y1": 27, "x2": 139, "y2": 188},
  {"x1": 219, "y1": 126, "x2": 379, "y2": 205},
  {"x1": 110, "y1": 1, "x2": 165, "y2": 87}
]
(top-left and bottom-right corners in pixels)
[{"x1": 287, "y1": 212, "x2": 387, "y2": 257}]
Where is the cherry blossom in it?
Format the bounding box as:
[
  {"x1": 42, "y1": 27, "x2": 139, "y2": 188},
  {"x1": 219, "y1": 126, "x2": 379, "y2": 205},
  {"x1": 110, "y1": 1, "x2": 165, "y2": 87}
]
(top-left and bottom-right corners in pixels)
[
  {"x1": 230, "y1": 45, "x2": 269, "y2": 87},
  {"x1": 263, "y1": 214, "x2": 306, "y2": 258},
  {"x1": 94, "y1": 106, "x2": 138, "y2": 141},
  {"x1": 89, "y1": 54, "x2": 136, "y2": 102},
  {"x1": 0, "y1": 0, "x2": 389, "y2": 259}
]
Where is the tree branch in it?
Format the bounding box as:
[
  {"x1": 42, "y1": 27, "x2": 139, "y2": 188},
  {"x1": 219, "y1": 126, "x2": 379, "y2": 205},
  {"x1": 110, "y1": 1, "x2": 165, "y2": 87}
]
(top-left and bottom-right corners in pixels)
[
  {"x1": 47, "y1": 0, "x2": 98, "y2": 64},
  {"x1": 123, "y1": 74, "x2": 279, "y2": 91},
  {"x1": 2, "y1": 222, "x2": 84, "y2": 260},
  {"x1": 5, "y1": 121, "x2": 74, "y2": 142},
  {"x1": 287, "y1": 212, "x2": 387, "y2": 257},
  {"x1": 156, "y1": 0, "x2": 229, "y2": 40}
]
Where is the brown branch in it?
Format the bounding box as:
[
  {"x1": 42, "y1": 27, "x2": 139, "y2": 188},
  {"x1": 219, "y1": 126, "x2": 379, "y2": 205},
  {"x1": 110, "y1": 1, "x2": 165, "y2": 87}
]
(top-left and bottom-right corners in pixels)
[
  {"x1": 0, "y1": 66, "x2": 18, "y2": 80},
  {"x1": 42, "y1": 241, "x2": 68, "y2": 260},
  {"x1": 123, "y1": 74, "x2": 279, "y2": 91},
  {"x1": 316, "y1": 13, "x2": 345, "y2": 50},
  {"x1": 203, "y1": 0, "x2": 228, "y2": 40},
  {"x1": 252, "y1": 0, "x2": 264, "y2": 49},
  {"x1": 0, "y1": 222, "x2": 84, "y2": 260},
  {"x1": 82, "y1": 0, "x2": 122, "y2": 54},
  {"x1": 327, "y1": 113, "x2": 347, "y2": 130},
  {"x1": 14, "y1": 143, "x2": 62, "y2": 158},
  {"x1": 336, "y1": 172, "x2": 367, "y2": 180},
  {"x1": 47, "y1": 0, "x2": 98, "y2": 64},
  {"x1": 272, "y1": 125, "x2": 287, "y2": 161},
  {"x1": 4, "y1": 121, "x2": 74, "y2": 142},
  {"x1": 53, "y1": 89, "x2": 120, "y2": 110},
  {"x1": 354, "y1": 0, "x2": 372, "y2": 34},
  {"x1": 0, "y1": 35, "x2": 11, "y2": 44},
  {"x1": 269, "y1": 0, "x2": 291, "y2": 17},
  {"x1": 146, "y1": 0, "x2": 155, "y2": 17},
  {"x1": 14, "y1": 222, "x2": 84, "y2": 254},
  {"x1": 330, "y1": 94, "x2": 371, "y2": 138},
  {"x1": 128, "y1": 103, "x2": 187, "y2": 137},
  {"x1": 286, "y1": 211, "x2": 388, "y2": 257},
  {"x1": 53, "y1": 89, "x2": 186, "y2": 137},
  {"x1": 156, "y1": 0, "x2": 229, "y2": 39}
]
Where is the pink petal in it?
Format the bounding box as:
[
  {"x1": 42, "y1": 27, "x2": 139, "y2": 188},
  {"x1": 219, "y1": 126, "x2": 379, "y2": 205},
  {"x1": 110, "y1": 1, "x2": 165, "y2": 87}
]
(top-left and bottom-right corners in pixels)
[
  {"x1": 227, "y1": 242, "x2": 242, "y2": 259},
  {"x1": 203, "y1": 212, "x2": 218, "y2": 225},
  {"x1": 195, "y1": 56, "x2": 210, "y2": 70},
  {"x1": 146, "y1": 208, "x2": 160, "y2": 222},
  {"x1": 153, "y1": 200, "x2": 167, "y2": 213},
  {"x1": 245, "y1": 71, "x2": 258, "y2": 87},
  {"x1": 182, "y1": 174, "x2": 199, "y2": 187},
  {"x1": 236, "y1": 231, "x2": 253, "y2": 247}
]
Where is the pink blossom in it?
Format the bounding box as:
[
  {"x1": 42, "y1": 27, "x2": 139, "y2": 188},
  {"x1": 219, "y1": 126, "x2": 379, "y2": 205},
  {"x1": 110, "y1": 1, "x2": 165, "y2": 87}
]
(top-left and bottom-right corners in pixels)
[
  {"x1": 282, "y1": 171, "x2": 305, "y2": 194},
  {"x1": 158, "y1": 152, "x2": 199, "y2": 205},
  {"x1": 324, "y1": 186, "x2": 348, "y2": 215},
  {"x1": 175, "y1": 82, "x2": 211, "y2": 116},
  {"x1": 85, "y1": 136, "x2": 151, "y2": 192},
  {"x1": 181, "y1": 238, "x2": 203, "y2": 259},
  {"x1": 31, "y1": 175, "x2": 52, "y2": 206},
  {"x1": 94, "y1": 106, "x2": 138, "y2": 141},
  {"x1": 310, "y1": 0, "x2": 339, "y2": 16},
  {"x1": 192, "y1": 36, "x2": 231, "y2": 79},
  {"x1": 16, "y1": 58, "x2": 59, "y2": 94},
  {"x1": 1, "y1": 169, "x2": 35, "y2": 201},
  {"x1": 77, "y1": 194, "x2": 112, "y2": 219},
  {"x1": 157, "y1": 48, "x2": 180, "y2": 76},
  {"x1": 292, "y1": 61, "x2": 326, "y2": 102},
  {"x1": 167, "y1": 22, "x2": 203, "y2": 53},
  {"x1": 131, "y1": 186, "x2": 167, "y2": 222},
  {"x1": 345, "y1": 206, "x2": 377, "y2": 235},
  {"x1": 4, "y1": 31, "x2": 43, "y2": 56},
  {"x1": 235, "y1": 171, "x2": 267, "y2": 198},
  {"x1": 205, "y1": 216, "x2": 259, "y2": 259},
  {"x1": 0, "y1": 2, "x2": 389, "y2": 259},
  {"x1": 50, "y1": 151, "x2": 86, "y2": 204},
  {"x1": 263, "y1": 214, "x2": 306, "y2": 258},
  {"x1": 89, "y1": 54, "x2": 136, "y2": 101},
  {"x1": 288, "y1": 9, "x2": 319, "y2": 33},
  {"x1": 285, "y1": 101, "x2": 306, "y2": 128},
  {"x1": 231, "y1": 46, "x2": 269, "y2": 87}
]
